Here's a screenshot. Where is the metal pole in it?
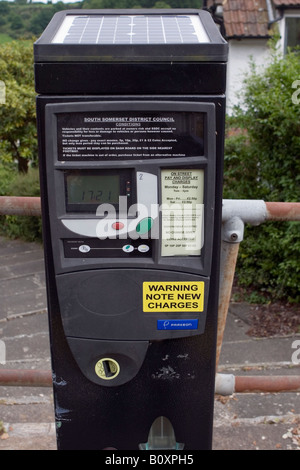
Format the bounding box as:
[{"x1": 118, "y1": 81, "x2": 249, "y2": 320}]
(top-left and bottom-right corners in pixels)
[
  {"x1": 0, "y1": 369, "x2": 52, "y2": 387},
  {"x1": 0, "y1": 196, "x2": 41, "y2": 216},
  {"x1": 265, "y1": 202, "x2": 300, "y2": 222},
  {"x1": 215, "y1": 373, "x2": 300, "y2": 395},
  {"x1": 216, "y1": 199, "x2": 300, "y2": 369},
  {"x1": 1, "y1": 369, "x2": 299, "y2": 395},
  {"x1": 0, "y1": 197, "x2": 299, "y2": 221},
  {"x1": 235, "y1": 375, "x2": 300, "y2": 394},
  {"x1": 216, "y1": 241, "x2": 240, "y2": 368}
]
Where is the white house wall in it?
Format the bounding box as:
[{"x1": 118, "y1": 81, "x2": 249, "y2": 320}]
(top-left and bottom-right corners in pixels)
[{"x1": 226, "y1": 38, "x2": 271, "y2": 113}]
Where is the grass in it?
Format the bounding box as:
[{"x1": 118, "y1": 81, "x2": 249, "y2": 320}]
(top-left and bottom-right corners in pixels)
[{"x1": 0, "y1": 33, "x2": 13, "y2": 44}]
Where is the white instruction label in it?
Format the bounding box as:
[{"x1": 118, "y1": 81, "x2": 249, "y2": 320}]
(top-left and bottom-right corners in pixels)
[{"x1": 161, "y1": 169, "x2": 204, "y2": 257}]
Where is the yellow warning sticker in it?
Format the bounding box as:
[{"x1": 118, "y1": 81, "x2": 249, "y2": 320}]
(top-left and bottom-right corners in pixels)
[{"x1": 143, "y1": 281, "x2": 204, "y2": 313}]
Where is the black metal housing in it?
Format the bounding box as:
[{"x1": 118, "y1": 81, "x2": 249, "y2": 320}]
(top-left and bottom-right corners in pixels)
[{"x1": 35, "y1": 9, "x2": 228, "y2": 450}]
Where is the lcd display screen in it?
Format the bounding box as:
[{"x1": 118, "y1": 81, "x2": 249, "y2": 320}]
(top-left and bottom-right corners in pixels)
[
  {"x1": 65, "y1": 169, "x2": 134, "y2": 213},
  {"x1": 67, "y1": 173, "x2": 120, "y2": 205}
]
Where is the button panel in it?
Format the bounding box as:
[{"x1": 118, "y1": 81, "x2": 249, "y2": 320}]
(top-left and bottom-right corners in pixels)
[{"x1": 64, "y1": 238, "x2": 152, "y2": 258}]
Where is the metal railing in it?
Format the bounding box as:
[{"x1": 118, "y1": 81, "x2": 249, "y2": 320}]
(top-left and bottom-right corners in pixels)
[
  {"x1": 0, "y1": 196, "x2": 41, "y2": 216},
  {"x1": 217, "y1": 200, "x2": 300, "y2": 395},
  {"x1": 0, "y1": 196, "x2": 299, "y2": 394}
]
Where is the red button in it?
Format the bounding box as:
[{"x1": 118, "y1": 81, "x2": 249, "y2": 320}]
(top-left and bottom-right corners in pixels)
[{"x1": 112, "y1": 222, "x2": 124, "y2": 231}]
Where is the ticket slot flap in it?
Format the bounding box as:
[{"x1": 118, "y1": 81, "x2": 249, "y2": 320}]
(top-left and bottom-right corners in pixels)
[{"x1": 56, "y1": 269, "x2": 209, "y2": 342}]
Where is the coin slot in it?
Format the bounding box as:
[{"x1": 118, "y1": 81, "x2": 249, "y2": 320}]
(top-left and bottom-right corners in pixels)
[{"x1": 95, "y1": 358, "x2": 120, "y2": 380}]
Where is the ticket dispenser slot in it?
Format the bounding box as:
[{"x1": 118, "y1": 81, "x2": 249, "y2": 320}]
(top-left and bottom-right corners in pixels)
[{"x1": 35, "y1": 8, "x2": 228, "y2": 450}]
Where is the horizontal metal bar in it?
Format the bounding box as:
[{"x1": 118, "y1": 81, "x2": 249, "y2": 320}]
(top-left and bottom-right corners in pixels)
[
  {"x1": 216, "y1": 373, "x2": 300, "y2": 395},
  {"x1": 223, "y1": 200, "x2": 300, "y2": 225},
  {"x1": 265, "y1": 202, "x2": 300, "y2": 222},
  {"x1": 235, "y1": 375, "x2": 300, "y2": 394},
  {"x1": 0, "y1": 197, "x2": 41, "y2": 216},
  {"x1": 1, "y1": 369, "x2": 299, "y2": 395},
  {"x1": 0, "y1": 197, "x2": 299, "y2": 222},
  {"x1": 0, "y1": 369, "x2": 52, "y2": 387}
]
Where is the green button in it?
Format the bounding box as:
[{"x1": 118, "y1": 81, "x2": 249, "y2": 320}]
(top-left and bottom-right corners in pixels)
[{"x1": 136, "y1": 217, "x2": 153, "y2": 235}]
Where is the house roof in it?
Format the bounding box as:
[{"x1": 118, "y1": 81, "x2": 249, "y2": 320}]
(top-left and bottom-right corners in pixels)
[
  {"x1": 207, "y1": 0, "x2": 300, "y2": 39},
  {"x1": 222, "y1": 0, "x2": 270, "y2": 38},
  {"x1": 273, "y1": 0, "x2": 300, "y2": 6}
]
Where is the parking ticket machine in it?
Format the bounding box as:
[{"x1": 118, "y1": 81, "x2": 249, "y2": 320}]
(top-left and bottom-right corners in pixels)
[{"x1": 35, "y1": 9, "x2": 228, "y2": 450}]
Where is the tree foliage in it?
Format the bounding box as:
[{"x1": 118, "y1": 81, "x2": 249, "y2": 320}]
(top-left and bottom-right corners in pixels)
[
  {"x1": 0, "y1": 39, "x2": 37, "y2": 172},
  {"x1": 0, "y1": 1, "x2": 203, "y2": 40},
  {"x1": 224, "y1": 48, "x2": 300, "y2": 302},
  {"x1": 82, "y1": 0, "x2": 201, "y2": 9}
]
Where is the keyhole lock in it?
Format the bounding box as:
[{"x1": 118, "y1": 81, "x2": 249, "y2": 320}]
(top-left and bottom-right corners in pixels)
[{"x1": 95, "y1": 358, "x2": 120, "y2": 381}]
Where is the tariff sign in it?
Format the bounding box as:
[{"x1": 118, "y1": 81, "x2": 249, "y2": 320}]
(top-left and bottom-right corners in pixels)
[{"x1": 143, "y1": 281, "x2": 204, "y2": 313}]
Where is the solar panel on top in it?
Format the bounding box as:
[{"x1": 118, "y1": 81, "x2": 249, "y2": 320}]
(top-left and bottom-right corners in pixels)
[{"x1": 52, "y1": 15, "x2": 210, "y2": 45}]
